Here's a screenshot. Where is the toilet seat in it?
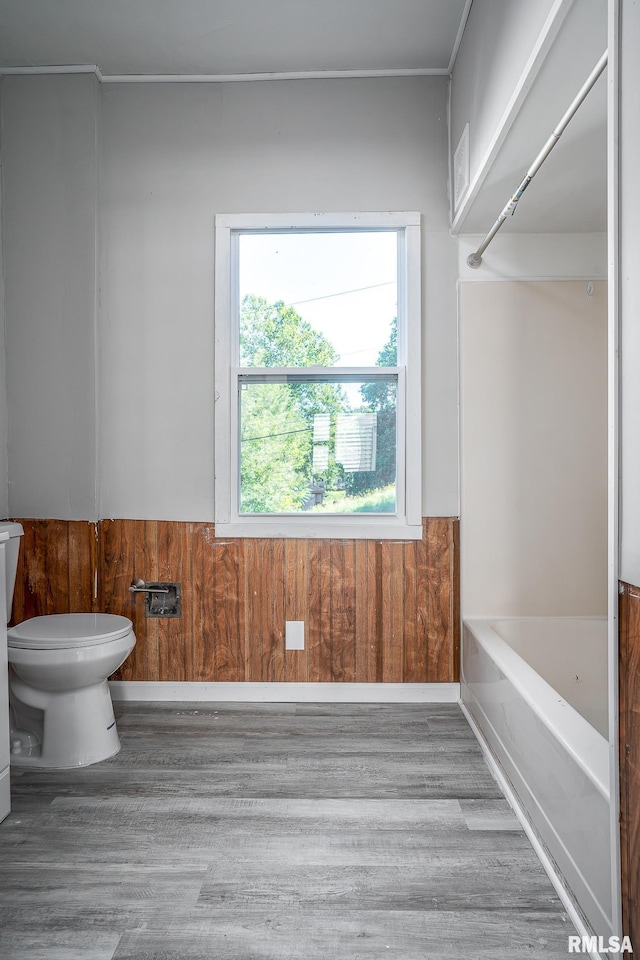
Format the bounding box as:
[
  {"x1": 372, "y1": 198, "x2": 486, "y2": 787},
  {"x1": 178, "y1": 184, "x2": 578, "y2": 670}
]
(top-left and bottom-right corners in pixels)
[{"x1": 8, "y1": 613, "x2": 133, "y2": 650}]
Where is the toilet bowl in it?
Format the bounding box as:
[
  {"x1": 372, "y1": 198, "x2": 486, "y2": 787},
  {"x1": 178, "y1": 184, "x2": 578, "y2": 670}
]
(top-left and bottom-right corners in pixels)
[
  {"x1": 8, "y1": 613, "x2": 135, "y2": 768},
  {"x1": 0, "y1": 522, "x2": 136, "y2": 769}
]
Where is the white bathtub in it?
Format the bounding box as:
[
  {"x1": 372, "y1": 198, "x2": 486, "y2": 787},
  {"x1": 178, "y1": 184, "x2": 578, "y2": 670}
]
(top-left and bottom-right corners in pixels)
[{"x1": 461, "y1": 617, "x2": 611, "y2": 938}]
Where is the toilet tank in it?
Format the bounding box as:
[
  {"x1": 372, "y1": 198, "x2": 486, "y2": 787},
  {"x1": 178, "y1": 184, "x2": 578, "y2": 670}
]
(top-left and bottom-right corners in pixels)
[{"x1": 0, "y1": 522, "x2": 23, "y2": 623}]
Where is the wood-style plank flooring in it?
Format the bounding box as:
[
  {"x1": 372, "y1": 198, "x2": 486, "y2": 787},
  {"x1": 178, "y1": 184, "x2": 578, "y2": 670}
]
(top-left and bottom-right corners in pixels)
[{"x1": 0, "y1": 702, "x2": 578, "y2": 958}]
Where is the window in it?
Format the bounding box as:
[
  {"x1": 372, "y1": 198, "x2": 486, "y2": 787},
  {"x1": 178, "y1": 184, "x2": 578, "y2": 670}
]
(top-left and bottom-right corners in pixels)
[{"x1": 214, "y1": 212, "x2": 421, "y2": 539}]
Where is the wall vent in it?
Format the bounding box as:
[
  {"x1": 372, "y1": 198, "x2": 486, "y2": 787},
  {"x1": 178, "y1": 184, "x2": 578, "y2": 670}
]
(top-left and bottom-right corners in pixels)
[{"x1": 453, "y1": 123, "x2": 470, "y2": 213}]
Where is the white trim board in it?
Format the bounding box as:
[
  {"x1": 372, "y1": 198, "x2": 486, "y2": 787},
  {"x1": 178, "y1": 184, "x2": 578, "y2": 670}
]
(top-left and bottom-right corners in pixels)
[
  {"x1": 0, "y1": 65, "x2": 448, "y2": 83},
  {"x1": 213, "y1": 211, "x2": 422, "y2": 541},
  {"x1": 110, "y1": 681, "x2": 460, "y2": 703},
  {"x1": 606, "y1": 0, "x2": 621, "y2": 936},
  {"x1": 447, "y1": 0, "x2": 474, "y2": 76}
]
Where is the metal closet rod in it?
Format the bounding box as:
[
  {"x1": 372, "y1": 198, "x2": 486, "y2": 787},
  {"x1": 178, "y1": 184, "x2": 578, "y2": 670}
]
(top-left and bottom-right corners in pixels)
[{"x1": 466, "y1": 48, "x2": 608, "y2": 269}]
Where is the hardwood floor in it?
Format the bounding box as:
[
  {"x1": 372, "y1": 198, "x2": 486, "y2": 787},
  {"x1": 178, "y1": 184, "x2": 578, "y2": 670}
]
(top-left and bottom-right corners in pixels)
[{"x1": 0, "y1": 703, "x2": 577, "y2": 959}]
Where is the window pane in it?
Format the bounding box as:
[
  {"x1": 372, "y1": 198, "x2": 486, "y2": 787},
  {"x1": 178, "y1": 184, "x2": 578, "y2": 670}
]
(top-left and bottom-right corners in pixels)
[
  {"x1": 238, "y1": 231, "x2": 397, "y2": 367},
  {"x1": 239, "y1": 378, "x2": 397, "y2": 515}
]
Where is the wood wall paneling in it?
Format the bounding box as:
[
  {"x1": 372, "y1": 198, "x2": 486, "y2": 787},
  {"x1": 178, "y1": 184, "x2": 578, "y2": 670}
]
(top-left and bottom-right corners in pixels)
[
  {"x1": 191, "y1": 524, "x2": 216, "y2": 683},
  {"x1": 284, "y1": 538, "x2": 306, "y2": 683},
  {"x1": 427, "y1": 517, "x2": 459, "y2": 681},
  {"x1": 99, "y1": 519, "x2": 157, "y2": 682},
  {"x1": 10, "y1": 518, "x2": 460, "y2": 685},
  {"x1": 156, "y1": 520, "x2": 188, "y2": 683},
  {"x1": 213, "y1": 535, "x2": 244, "y2": 683},
  {"x1": 11, "y1": 520, "x2": 97, "y2": 622},
  {"x1": 619, "y1": 581, "x2": 640, "y2": 950}
]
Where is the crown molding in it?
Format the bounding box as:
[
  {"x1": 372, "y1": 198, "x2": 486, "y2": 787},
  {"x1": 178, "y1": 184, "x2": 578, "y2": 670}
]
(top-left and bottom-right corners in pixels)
[
  {"x1": 447, "y1": 0, "x2": 473, "y2": 74},
  {"x1": 0, "y1": 64, "x2": 104, "y2": 80},
  {"x1": 0, "y1": 64, "x2": 449, "y2": 83}
]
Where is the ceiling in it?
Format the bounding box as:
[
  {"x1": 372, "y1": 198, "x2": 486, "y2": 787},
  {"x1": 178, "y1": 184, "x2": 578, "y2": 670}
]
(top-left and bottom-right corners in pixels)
[{"x1": 0, "y1": 0, "x2": 470, "y2": 77}]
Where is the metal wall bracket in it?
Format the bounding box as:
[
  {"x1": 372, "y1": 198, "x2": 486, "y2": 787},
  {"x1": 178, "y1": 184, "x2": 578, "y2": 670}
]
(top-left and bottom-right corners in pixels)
[{"x1": 129, "y1": 579, "x2": 181, "y2": 618}]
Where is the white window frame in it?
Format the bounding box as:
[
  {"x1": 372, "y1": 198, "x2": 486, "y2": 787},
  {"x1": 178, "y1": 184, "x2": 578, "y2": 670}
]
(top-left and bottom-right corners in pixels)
[{"x1": 214, "y1": 212, "x2": 422, "y2": 539}]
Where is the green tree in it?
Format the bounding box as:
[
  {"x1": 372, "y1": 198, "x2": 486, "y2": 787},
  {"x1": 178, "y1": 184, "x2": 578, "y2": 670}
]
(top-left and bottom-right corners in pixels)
[
  {"x1": 240, "y1": 295, "x2": 338, "y2": 367},
  {"x1": 360, "y1": 315, "x2": 397, "y2": 410},
  {"x1": 239, "y1": 295, "x2": 345, "y2": 512},
  {"x1": 240, "y1": 382, "x2": 310, "y2": 513}
]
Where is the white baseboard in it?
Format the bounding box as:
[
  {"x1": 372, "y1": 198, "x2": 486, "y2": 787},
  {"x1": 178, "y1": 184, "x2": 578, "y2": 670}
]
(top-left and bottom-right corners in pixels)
[
  {"x1": 109, "y1": 681, "x2": 460, "y2": 703},
  {"x1": 459, "y1": 700, "x2": 603, "y2": 960}
]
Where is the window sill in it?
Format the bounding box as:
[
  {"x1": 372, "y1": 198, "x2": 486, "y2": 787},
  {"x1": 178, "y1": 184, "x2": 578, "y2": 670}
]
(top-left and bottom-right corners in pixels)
[{"x1": 214, "y1": 518, "x2": 423, "y2": 540}]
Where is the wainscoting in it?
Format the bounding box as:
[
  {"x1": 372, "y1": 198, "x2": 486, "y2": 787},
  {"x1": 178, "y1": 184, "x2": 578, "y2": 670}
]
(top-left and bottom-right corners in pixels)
[
  {"x1": 10, "y1": 518, "x2": 460, "y2": 685},
  {"x1": 619, "y1": 581, "x2": 640, "y2": 948}
]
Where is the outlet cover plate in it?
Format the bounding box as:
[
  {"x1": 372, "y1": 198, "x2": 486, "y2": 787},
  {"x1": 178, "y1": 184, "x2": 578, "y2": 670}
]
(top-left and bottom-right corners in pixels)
[{"x1": 285, "y1": 621, "x2": 304, "y2": 650}]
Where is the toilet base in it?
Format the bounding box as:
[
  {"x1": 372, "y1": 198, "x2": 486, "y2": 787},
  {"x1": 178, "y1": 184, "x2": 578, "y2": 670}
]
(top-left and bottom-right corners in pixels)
[{"x1": 9, "y1": 676, "x2": 122, "y2": 769}]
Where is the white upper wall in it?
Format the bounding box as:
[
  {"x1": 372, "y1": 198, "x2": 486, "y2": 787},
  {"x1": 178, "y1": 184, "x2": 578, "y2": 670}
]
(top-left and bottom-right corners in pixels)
[
  {"x1": 99, "y1": 77, "x2": 458, "y2": 521},
  {"x1": 1, "y1": 74, "x2": 459, "y2": 521},
  {"x1": 1, "y1": 74, "x2": 100, "y2": 520}
]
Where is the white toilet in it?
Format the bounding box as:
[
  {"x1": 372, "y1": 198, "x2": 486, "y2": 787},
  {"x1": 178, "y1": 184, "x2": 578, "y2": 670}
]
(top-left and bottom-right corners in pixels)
[{"x1": 1, "y1": 522, "x2": 136, "y2": 768}]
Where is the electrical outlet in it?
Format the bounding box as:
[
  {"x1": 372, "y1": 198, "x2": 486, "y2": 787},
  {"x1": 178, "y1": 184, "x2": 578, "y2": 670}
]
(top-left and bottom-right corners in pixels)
[{"x1": 285, "y1": 621, "x2": 304, "y2": 650}]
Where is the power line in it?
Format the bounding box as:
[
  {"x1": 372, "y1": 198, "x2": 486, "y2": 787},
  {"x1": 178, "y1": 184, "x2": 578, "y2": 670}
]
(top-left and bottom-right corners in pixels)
[
  {"x1": 241, "y1": 426, "x2": 313, "y2": 443},
  {"x1": 288, "y1": 280, "x2": 395, "y2": 307}
]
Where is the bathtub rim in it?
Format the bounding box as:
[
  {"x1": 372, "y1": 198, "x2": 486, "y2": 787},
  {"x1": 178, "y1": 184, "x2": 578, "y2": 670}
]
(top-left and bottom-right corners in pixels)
[{"x1": 462, "y1": 616, "x2": 610, "y2": 803}]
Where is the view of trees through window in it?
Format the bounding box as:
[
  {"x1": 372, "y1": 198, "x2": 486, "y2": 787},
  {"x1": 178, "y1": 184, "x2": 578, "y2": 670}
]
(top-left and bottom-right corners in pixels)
[{"x1": 239, "y1": 294, "x2": 398, "y2": 515}]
